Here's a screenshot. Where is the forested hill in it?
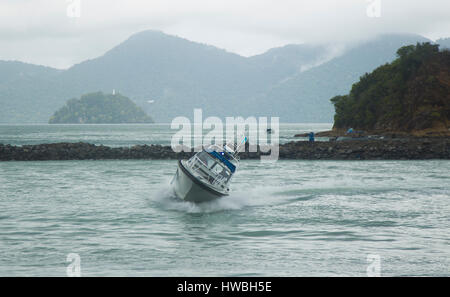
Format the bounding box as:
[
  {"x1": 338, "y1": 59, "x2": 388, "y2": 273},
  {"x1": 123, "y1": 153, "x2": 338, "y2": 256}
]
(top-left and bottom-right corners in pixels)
[
  {"x1": 330, "y1": 43, "x2": 450, "y2": 134},
  {"x1": 49, "y1": 92, "x2": 154, "y2": 124}
]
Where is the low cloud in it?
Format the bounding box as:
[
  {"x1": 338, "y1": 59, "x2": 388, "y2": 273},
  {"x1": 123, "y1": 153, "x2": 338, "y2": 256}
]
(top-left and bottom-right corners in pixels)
[{"x1": 0, "y1": 0, "x2": 449, "y2": 68}]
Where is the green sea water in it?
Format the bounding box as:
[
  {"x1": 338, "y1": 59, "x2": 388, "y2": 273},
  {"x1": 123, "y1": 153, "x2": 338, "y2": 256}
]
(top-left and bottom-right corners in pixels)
[{"x1": 0, "y1": 125, "x2": 449, "y2": 276}]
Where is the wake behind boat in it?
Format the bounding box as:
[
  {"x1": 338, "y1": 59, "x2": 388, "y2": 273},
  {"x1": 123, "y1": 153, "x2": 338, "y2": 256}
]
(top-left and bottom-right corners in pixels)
[{"x1": 170, "y1": 143, "x2": 241, "y2": 203}]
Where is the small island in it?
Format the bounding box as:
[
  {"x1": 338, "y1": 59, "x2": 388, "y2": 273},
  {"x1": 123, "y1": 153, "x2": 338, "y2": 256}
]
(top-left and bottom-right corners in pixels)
[{"x1": 49, "y1": 92, "x2": 154, "y2": 124}]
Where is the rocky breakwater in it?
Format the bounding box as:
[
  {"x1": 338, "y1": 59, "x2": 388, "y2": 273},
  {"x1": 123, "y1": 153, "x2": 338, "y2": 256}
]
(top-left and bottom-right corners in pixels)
[
  {"x1": 0, "y1": 138, "x2": 449, "y2": 161},
  {"x1": 0, "y1": 143, "x2": 192, "y2": 161},
  {"x1": 277, "y1": 138, "x2": 449, "y2": 160}
]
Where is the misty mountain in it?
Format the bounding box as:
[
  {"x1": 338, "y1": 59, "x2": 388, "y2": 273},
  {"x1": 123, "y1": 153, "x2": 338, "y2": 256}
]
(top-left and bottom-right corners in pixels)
[
  {"x1": 58, "y1": 31, "x2": 335, "y2": 122},
  {"x1": 0, "y1": 61, "x2": 60, "y2": 85},
  {"x1": 250, "y1": 34, "x2": 432, "y2": 122},
  {"x1": 0, "y1": 61, "x2": 63, "y2": 123},
  {"x1": 248, "y1": 44, "x2": 332, "y2": 80},
  {"x1": 0, "y1": 30, "x2": 441, "y2": 123},
  {"x1": 58, "y1": 31, "x2": 269, "y2": 120}
]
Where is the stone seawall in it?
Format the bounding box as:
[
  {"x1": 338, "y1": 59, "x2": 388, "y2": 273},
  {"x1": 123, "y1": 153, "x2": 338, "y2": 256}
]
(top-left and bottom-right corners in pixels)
[{"x1": 0, "y1": 138, "x2": 449, "y2": 161}]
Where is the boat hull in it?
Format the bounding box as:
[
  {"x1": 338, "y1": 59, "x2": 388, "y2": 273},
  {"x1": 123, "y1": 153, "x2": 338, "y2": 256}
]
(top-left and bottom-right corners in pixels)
[{"x1": 171, "y1": 160, "x2": 228, "y2": 203}]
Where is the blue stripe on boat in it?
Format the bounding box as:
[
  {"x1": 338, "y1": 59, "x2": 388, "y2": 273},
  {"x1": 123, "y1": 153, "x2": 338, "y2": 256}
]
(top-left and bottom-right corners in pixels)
[{"x1": 206, "y1": 150, "x2": 236, "y2": 173}]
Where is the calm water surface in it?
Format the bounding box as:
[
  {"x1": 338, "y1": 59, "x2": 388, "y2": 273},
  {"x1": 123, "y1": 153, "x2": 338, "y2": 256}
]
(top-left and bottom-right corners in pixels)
[{"x1": 0, "y1": 123, "x2": 332, "y2": 147}]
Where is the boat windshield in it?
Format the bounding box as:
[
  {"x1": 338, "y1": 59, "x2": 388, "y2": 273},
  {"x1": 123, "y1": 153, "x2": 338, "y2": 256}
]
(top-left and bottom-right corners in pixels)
[
  {"x1": 211, "y1": 162, "x2": 232, "y2": 181},
  {"x1": 192, "y1": 151, "x2": 233, "y2": 182},
  {"x1": 196, "y1": 151, "x2": 216, "y2": 168}
]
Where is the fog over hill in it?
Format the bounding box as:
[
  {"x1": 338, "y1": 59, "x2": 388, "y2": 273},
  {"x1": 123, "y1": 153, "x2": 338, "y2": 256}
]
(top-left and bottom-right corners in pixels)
[{"x1": 0, "y1": 30, "x2": 441, "y2": 123}]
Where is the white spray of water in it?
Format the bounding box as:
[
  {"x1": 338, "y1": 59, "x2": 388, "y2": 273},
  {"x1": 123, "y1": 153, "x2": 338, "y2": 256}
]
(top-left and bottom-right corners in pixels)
[{"x1": 149, "y1": 178, "x2": 303, "y2": 214}]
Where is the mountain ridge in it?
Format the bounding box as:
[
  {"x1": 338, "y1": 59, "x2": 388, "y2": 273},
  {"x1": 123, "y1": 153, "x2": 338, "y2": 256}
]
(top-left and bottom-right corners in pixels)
[{"x1": 0, "y1": 30, "x2": 446, "y2": 123}]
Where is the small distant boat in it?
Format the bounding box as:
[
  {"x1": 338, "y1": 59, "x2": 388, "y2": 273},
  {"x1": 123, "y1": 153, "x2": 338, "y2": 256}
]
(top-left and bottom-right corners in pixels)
[{"x1": 170, "y1": 143, "x2": 241, "y2": 203}]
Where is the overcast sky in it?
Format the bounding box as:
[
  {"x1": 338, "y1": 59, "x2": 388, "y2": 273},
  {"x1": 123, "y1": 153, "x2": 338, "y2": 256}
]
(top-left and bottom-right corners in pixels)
[{"x1": 0, "y1": 0, "x2": 449, "y2": 69}]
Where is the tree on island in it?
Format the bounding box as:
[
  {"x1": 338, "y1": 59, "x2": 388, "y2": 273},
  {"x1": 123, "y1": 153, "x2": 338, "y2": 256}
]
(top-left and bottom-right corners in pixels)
[
  {"x1": 330, "y1": 42, "x2": 449, "y2": 132},
  {"x1": 49, "y1": 92, "x2": 154, "y2": 124}
]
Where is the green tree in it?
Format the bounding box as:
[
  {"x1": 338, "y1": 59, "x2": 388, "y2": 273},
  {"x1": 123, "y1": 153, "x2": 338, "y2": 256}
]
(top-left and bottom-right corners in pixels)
[
  {"x1": 49, "y1": 92, "x2": 154, "y2": 124},
  {"x1": 330, "y1": 42, "x2": 449, "y2": 131}
]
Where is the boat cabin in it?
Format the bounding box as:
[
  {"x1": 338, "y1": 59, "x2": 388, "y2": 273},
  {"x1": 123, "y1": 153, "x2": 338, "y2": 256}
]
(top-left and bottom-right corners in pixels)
[{"x1": 186, "y1": 145, "x2": 239, "y2": 188}]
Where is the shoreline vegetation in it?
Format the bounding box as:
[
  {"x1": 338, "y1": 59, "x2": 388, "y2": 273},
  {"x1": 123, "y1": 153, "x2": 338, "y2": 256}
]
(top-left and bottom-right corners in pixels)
[
  {"x1": 328, "y1": 43, "x2": 450, "y2": 137},
  {"x1": 294, "y1": 43, "x2": 450, "y2": 140},
  {"x1": 1, "y1": 138, "x2": 449, "y2": 161}
]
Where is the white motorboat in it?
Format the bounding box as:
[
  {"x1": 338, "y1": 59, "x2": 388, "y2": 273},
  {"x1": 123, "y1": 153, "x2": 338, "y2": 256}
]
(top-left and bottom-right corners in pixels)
[{"x1": 170, "y1": 144, "x2": 240, "y2": 203}]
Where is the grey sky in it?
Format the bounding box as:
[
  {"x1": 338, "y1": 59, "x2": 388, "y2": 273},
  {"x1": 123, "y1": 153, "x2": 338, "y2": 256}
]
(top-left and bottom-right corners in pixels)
[{"x1": 0, "y1": 0, "x2": 449, "y2": 69}]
